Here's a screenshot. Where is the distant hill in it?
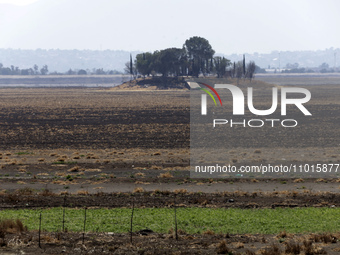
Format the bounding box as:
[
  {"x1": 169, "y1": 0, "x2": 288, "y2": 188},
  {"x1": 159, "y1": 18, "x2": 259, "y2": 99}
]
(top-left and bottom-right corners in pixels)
[
  {"x1": 0, "y1": 48, "x2": 141, "y2": 74},
  {"x1": 218, "y1": 47, "x2": 339, "y2": 71},
  {"x1": 0, "y1": 48, "x2": 338, "y2": 74}
]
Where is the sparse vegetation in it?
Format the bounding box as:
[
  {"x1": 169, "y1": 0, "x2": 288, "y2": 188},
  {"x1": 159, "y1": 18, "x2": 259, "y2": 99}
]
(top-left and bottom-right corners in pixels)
[{"x1": 15, "y1": 151, "x2": 32, "y2": 155}]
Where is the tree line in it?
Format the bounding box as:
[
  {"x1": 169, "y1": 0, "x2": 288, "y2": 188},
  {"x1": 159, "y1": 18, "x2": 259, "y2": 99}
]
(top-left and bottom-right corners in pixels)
[
  {"x1": 0, "y1": 63, "x2": 122, "y2": 76},
  {"x1": 126, "y1": 36, "x2": 257, "y2": 81},
  {"x1": 0, "y1": 63, "x2": 49, "y2": 75}
]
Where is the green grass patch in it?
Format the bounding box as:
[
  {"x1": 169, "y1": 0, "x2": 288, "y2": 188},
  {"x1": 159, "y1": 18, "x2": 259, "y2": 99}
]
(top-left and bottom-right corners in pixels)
[
  {"x1": 15, "y1": 151, "x2": 32, "y2": 155},
  {"x1": 0, "y1": 207, "x2": 339, "y2": 234}
]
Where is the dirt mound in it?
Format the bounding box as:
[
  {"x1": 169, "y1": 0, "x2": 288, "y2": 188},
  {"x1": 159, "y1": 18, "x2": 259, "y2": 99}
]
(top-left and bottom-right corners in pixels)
[
  {"x1": 191, "y1": 77, "x2": 277, "y2": 89},
  {"x1": 111, "y1": 77, "x2": 189, "y2": 90}
]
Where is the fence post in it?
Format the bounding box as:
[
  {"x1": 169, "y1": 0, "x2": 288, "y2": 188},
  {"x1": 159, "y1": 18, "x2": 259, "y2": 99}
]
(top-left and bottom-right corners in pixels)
[
  {"x1": 82, "y1": 207, "x2": 87, "y2": 244},
  {"x1": 174, "y1": 194, "x2": 178, "y2": 240},
  {"x1": 130, "y1": 199, "x2": 134, "y2": 244},
  {"x1": 38, "y1": 211, "x2": 42, "y2": 248}
]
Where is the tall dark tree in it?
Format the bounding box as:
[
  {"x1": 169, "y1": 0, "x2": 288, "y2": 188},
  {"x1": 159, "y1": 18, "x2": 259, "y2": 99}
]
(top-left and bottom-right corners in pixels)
[
  {"x1": 246, "y1": 61, "x2": 256, "y2": 81},
  {"x1": 129, "y1": 54, "x2": 133, "y2": 75},
  {"x1": 243, "y1": 54, "x2": 246, "y2": 77},
  {"x1": 135, "y1": 52, "x2": 153, "y2": 77},
  {"x1": 40, "y1": 65, "x2": 48, "y2": 75},
  {"x1": 33, "y1": 64, "x2": 39, "y2": 75},
  {"x1": 184, "y1": 36, "x2": 215, "y2": 77},
  {"x1": 214, "y1": 56, "x2": 231, "y2": 78},
  {"x1": 235, "y1": 61, "x2": 243, "y2": 81},
  {"x1": 154, "y1": 48, "x2": 185, "y2": 77}
]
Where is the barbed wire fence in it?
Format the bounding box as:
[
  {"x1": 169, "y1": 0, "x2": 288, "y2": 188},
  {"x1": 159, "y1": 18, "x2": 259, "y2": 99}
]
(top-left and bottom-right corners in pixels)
[
  {"x1": 0, "y1": 193, "x2": 207, "y2": 248},
  {"x1": 1, "y1": 192, "x2": 338, "y2": 249}
]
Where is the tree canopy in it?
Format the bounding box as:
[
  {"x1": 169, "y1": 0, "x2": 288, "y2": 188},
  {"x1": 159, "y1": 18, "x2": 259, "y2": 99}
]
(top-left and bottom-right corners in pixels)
[
  {"x1": 184, "y1": 36, "x2": 215, "y2": 77},
  {"x1": 131, "y1": 36, "x2": 256, "y2": 80}
]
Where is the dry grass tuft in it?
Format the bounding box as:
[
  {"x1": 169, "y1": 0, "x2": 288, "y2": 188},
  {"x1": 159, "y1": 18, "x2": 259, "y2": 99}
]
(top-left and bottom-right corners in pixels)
[
  {"x1": 37, "y1": 172, "x2": 49, "y2": 176},
  {"x1": 203, "y1": 229, "x2": 214, "y2": 235},
  {"x1": 168, "y1": 227, "x2": 187, "y2": 237},
  {"x1": 39, "y1": 189, "x2": 54, "y2": 196},
  {"x1": 85, "y1": 168, "x2": 101, "y2": 172},
  {"x1": 133, "y1": 187, "x2": 145, "y2": 193},
  {"x1": 77, "y1": 190, "x2": 89, "y2": 195},
  {"x1": 159, "y1": 172, "x2": 173, "y2": 178},
  {"x1": 52, "y1": 180, "x2": 68, "y2": 185},
  {"x1": 40, "y1": 233, "x2": 59, "y2": 243},
  {"x1": 15, "y1": 187, "x2": 34, "y2": 195},
  {"x1": 135, "y1": 172, "x2": 145, "y2": 177},
  {"x1": 174, "y1": 189, "x2": 187, "y2": 194},
  {"x1": 233, "y1": 241, "x2": 245, "y2": 249},
  {"x1": 293, "y1": 178, "x2": 304, "y2": 183},
  {"x1": 260, "y1": 243, "x2": 281, "y2": 255},
  {"x1": 216, "y1": 240, "x2": 232, "y2": 254},
  {"x1": 86, "y1": 153, "x2": 99, "y2": 159},
  {"x1": 277, "y1": 230, "x2": 288, "y2": 238},
  {"x1": 244, "y1": 250, "x2": 256, "y2": 255},
  {"x1": 134, "y1": 181, "x2": 150, "y2": 184},
  {"x1": 285, "y1": 240, "x2": 301, "y2": 254},
  {"x1": 311, "y1": 233, "x2": 337, "y2": 244},
  {"x1": 151, "y1": 165, "x2": 162, "y2": 170},
  {"x1": 68, "y1": 166, "x2": 80, "y2": 172},
  {"x1": 152, "y1": 189, "x2": 170, "y2": 195},
  {"x1": 9, "y1": 160, "x2": 17, "y2": 165},
  {"x1": 18, "y1": 168, "x2": 26, "y2": 173},
  {"x1": 303, "y1": 239, "x2": 327, "y2": 255},
  {"x1": 0, "y1": 219, "x2": 27, "y2": 234}
]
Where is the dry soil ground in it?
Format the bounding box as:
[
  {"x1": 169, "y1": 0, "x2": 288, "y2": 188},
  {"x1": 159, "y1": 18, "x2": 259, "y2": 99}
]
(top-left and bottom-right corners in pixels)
[{"x1": 0, "y1": 77, "x2": 339, "y2": 254}]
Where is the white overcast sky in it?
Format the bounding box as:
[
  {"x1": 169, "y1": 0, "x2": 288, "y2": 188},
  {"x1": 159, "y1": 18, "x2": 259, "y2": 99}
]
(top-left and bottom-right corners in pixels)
[{"x1": 0, "y1": 0, "x2": 339, "y2": 54}]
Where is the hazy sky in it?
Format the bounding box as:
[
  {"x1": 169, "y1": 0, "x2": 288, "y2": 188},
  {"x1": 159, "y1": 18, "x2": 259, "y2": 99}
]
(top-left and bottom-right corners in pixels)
[
  {"x1": 0, "y1": 0, "x2": 37, "y2": 5},
  {"x1": 0, "y1": 0, "x2": 339, "y2": 54}
]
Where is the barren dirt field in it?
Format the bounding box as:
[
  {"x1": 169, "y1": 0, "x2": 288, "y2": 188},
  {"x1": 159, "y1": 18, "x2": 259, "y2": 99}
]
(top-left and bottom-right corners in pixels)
[{"x1": 0, "y1": 79, "x2": 339, "y2": 254}]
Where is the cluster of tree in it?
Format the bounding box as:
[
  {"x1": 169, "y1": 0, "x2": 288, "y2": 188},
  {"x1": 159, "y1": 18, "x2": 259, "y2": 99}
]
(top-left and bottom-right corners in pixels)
[
  {"x1": 0, "y1": 63, "x2": 122, "y2": 75},
  {"x1": 0, "y1": 63, "x2": 48, "y2": 75},
  {"x1": 282, "y1": 62, "x2": 338, "y2": 73},
  {"x1": 126, "y1": 36, "x2": 257, "y2": 80},
  {"x1": 62, "y1": 68, "x2": 122, "y2": 75}
]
